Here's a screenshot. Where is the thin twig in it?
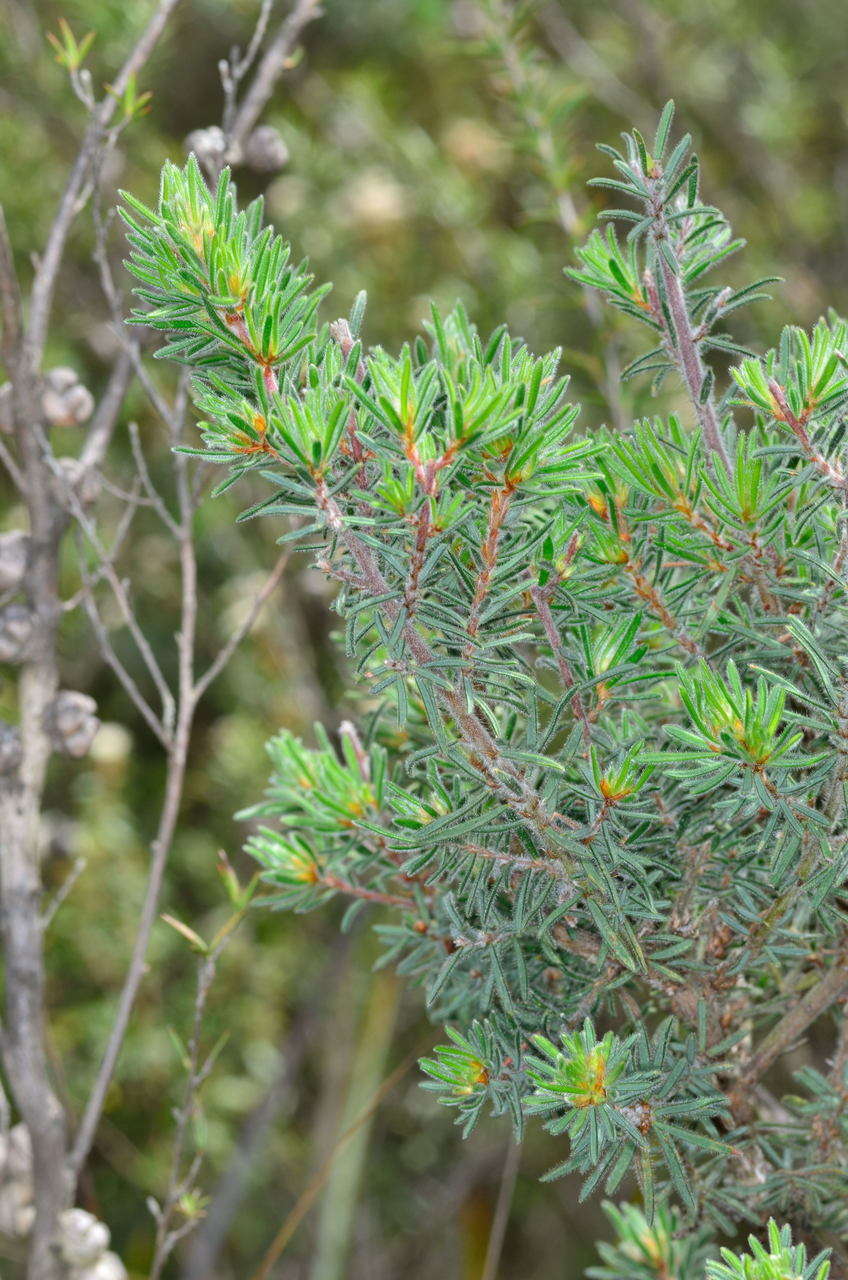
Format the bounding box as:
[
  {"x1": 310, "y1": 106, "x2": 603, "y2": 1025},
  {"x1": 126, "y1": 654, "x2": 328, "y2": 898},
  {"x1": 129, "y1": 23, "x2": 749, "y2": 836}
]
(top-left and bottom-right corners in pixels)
[
  {"x1": 192, "y1": 549, "x2": 288, "y2": 700},
  {"x1": 480, "y1": 1138, "x2": 522, "y2": 1280},
  {"x1": 63, "y1": 477, "x2": 145, "y2": 610},
  {"x1": 148, "y1": 939, "x2": 226, "y2": 1280},
  {"x1": 41, "y1": 858, "x2": 87, "y2": 930},
  {"x1": 128, "y1": 421, "x2": 181, "y2": 536},
  {"x1": 70, "y1": 600, "x2": 195, "y2": 1174},
  {"x1": 222, "y1": 0, "x2": 322, "y2": 167},
  {"x1": 183, "y1": 989, "x2": 325, "y2": 1280},
  {"x1": 249, "y1": 1044, "x2": 424, "y2": 1280},
  {"x1": 77, "y1": 548, "x2": 168, "y2": 747},
  {"x1": 53, "y1": 456, "x2": 177, "y2": 737},
  {"x1": 26, "y1": 0, "x2": 183, "y2": 367},
  {"x1": 220, "y1": 0, "x2": 276, "y2": 137},
  {"x1": 734, "y1": 948, "x2": 848, "y2": 1104},
  {"x1": 79, "y1": 348, "x2": 133, "y2": 474}
]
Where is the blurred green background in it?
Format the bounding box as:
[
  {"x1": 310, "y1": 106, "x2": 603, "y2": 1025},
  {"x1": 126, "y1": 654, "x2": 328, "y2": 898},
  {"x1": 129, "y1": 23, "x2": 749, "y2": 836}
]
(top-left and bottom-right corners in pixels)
[{"x1": 3, "y1": 0, "x2": 848, "y2": 1275}]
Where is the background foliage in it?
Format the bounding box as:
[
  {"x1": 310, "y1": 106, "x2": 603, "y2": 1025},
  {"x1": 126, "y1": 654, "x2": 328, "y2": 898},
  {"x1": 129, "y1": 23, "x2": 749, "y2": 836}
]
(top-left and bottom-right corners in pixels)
[{"x1": 3, "y1": 1, "x2": 848, "y2": 1276}]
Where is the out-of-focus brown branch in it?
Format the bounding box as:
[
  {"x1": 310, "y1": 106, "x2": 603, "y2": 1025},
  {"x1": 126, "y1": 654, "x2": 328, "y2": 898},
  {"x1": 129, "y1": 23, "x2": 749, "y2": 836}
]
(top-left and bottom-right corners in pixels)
[
  {"x1": 480, "y1": 1138, "x2": 522, "y2": 1280},
  {"x1": 538, "y1": 4, "x2": 650, "y2": 122},
  {"x1": 250, "y1": 1043, "x2": 423, "y2": 1280},
  {"x1": 79, "y1": 349, "x2": 134, "y2": 475},
  {"x1": 182, "y1": 995, "x2": 322, "y2": 1280}
]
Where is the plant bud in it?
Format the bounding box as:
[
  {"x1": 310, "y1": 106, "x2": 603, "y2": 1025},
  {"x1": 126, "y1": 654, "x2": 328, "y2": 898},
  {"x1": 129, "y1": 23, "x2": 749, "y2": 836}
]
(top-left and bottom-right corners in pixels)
[
  {"x1": 0, "y1": 722, "x2": 21, "y2": 774},
  {"x1": 53, "y1": 456, "x2": 101, "y2": 507},
  {"x1": 59, "y1": 1208, "x2": 110, "y2": 1267},
  {"x1": 0, "y1": 1125, "x2": 32, "y2": 1185},
  {"x1": 14, "y1": 1203, "x2": 36, "y2": 1238},
  {"x1": 47, "y1": 691, "x2": 100, "y2": 758},
  {"x1": 82, "y1": 1252, "x2": 128, "y2": 1280},
  {"x1": 0, "y1": 530, "x2": 29, "y2": 592},
  {"x1": 42, "y1": 367, "x2": 94, "y2": 428},
  {"x1": 243, "y1": 125, "x2": 289, "y2": 173},
  {"x1": 185, "y1": 125, "x2": 226, "y2": 170},
  {"x1": 0, "y1": 1182, "x2": 35, "y2": 1238},
  {"x1": 0, "y1": 604, "x2": 34, "y2": 663}
]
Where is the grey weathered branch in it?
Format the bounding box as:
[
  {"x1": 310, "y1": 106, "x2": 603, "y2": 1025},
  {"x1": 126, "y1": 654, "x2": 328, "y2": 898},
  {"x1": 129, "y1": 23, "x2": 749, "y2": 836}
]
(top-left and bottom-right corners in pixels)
[{"x1": 0, "y1": 7, "x2": 184, "y2": 1274}]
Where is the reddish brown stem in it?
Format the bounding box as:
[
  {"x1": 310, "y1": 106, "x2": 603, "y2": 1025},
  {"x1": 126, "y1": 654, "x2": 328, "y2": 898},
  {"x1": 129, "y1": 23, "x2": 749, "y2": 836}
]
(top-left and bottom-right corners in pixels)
[
  {"x1": 464, "y1": 486, "x2": 512, "y2": 655},
  {"x1": 403, "y1": 497, "x2": 432, "y2": 620},
  {"x1": 645, "y1": 176, "x2": 732, "y2": 476},
  {"x1": 657, "y1": 248, "x2": 732, "y2": 476},
  {"x1": 624, "y1": 558, "x2": 703, "y2": 657},
  {"x1": 769, "y1": 378, "x2": 848, "y2": 493},
  {"x1": 321, "y1": 875, "x2": 415, "y2": 910}
]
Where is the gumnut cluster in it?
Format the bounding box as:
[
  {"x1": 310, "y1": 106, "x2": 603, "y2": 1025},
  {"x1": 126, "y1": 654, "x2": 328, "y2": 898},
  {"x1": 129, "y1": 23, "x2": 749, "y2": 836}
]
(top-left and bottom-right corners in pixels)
[
  {"x1": 46, "y1": 691, "x2": 100, "y2": 758},
  {"x1": 184, "y1": 122, "x2": 289, "y2": 173},
  {"x1": 0, "y1": 1126, "x2": 127, "y2": 1278}
]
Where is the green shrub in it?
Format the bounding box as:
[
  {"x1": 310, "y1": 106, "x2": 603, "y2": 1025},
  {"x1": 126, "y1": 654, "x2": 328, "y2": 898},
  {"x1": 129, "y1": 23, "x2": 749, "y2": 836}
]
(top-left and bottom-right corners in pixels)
[{"x1": 122, "y1": 103, "x2": 848, "y2": 1272}]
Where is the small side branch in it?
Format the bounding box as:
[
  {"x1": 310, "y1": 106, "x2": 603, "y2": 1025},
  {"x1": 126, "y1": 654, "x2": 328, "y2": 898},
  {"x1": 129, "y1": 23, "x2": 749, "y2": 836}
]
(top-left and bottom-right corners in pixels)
[
  {"x1": 222, "y1": 0, "x2": 322, "y2": 167},
  {"x1": 645, "y1": 183, "x2": 733, "y2": 476},
  {"x1": 656, "y1": 250, "x2": 733, "y2": 476},
  {"x1": 734, "y1": 949, "x2": 848, "y2": 1101},
  {"x1": 193, "y1": 550, "x2": 289, "y2": 701},
  {"x1": 26, "y1": 0, "x2": 183, "y2": 367}
]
